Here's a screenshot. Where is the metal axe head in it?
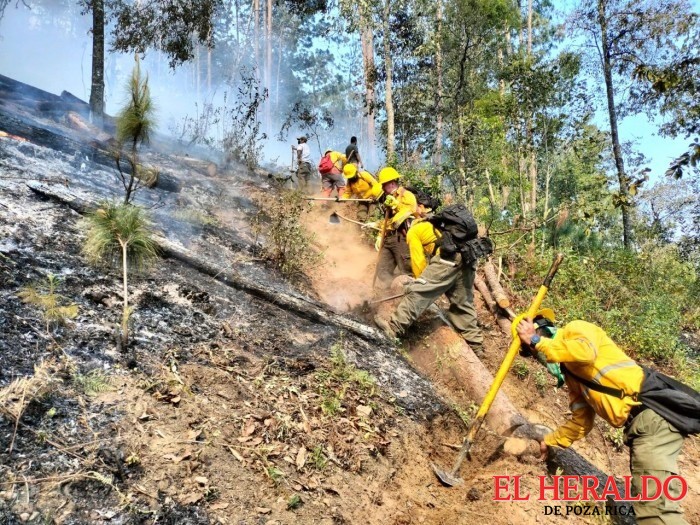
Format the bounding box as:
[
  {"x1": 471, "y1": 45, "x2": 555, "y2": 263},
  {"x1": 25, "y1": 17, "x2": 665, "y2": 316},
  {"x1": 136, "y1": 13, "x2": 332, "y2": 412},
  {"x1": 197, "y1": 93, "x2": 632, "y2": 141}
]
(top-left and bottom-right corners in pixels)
[{"x1": 328, "y1": 212, "x2": 341, "y2": 225}]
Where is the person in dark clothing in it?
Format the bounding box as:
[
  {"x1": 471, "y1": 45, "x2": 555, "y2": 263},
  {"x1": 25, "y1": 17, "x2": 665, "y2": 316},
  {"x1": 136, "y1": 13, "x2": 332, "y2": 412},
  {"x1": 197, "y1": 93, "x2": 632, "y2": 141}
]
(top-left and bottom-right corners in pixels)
[{"x1": 345, "y1": 136, "x2": 363, "y2": 168}]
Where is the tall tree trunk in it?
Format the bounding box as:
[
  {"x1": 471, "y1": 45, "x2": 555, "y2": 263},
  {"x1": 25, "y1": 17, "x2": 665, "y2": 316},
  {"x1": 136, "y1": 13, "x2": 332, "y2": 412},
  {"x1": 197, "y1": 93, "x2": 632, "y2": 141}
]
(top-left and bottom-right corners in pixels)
[
  {"x1": 433, "y1": 0, "x2": 444, "y2": 166},
  {"x1": 253, "y1": 0, "x2": 260, "y2": 72},
  {"x1": 360, "y1": 21, "x2": 376, "y2": 166},
  {"x1": 597, "y1": 0, "x2": 632, "y2": 248},
  {"x1": 526, "y1": 0, "x2": 536, "y2": 217},
  {"x1": 383, "y1": 0, "x2": 395, "y2": 161},
  {"x1": 265, "y1": 0, "x2": 272, "y2": 134},
  {"x1": 89, "y1": 0, "x2": 105, "y2": 126}
]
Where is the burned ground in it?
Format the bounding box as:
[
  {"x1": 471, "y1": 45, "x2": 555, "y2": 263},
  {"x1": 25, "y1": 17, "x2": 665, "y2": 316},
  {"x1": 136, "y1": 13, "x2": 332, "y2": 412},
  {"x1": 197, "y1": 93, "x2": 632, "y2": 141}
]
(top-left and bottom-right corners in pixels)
[{"x1": 1, "y1": 78, "x2": 699, "y2": 525}]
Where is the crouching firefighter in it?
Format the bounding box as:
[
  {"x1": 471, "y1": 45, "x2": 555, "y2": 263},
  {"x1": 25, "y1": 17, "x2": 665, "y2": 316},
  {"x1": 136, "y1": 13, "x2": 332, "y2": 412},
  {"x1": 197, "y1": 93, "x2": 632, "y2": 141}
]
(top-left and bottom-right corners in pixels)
[
  {"x1": 374, "y1": 202, "x2": 494, "y2": 356},
  {"x1": 516, "y1": 312, "x2": 700, "y2": 525}
]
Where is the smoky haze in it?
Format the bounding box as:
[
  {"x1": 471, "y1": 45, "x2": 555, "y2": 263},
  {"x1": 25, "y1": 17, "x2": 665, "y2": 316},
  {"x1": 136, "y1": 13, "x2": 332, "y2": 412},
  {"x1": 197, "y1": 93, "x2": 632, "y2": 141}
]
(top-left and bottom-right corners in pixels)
[{"x1": 0, "y1": 3, "x2": 384, "y2": 172}]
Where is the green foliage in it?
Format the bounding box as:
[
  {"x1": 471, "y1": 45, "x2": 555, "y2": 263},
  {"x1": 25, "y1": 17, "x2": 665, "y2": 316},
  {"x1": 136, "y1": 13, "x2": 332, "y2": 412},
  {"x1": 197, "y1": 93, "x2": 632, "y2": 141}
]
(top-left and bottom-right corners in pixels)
[
  {"x1": 252, "y1": 190, "x2": 322, "y2": 278},
  {"x1": 603, "y1": 425, "x2": 625, "y2": 452},
  {"x1": 512, "y1": 360, "x2": 530, "y2": 381},
  {"x1": 533, "y1": 369, "x2": 548, "y2": 396},
  {"x1": 315, "y1": 338, "x2": 377, "y2": 418},
  {"x1": 310, "y1": 445, "x2": 327, "y2": 470},
  {"x1": 82, "y1": 202, "x2": 159, "y2": 270},
  {"x1": 17, "y1": 274, "x2": 79, "y2": 333},
  {"x1": 115, "y1": 58, "x2": 157, "y2": 204},
  {"x1": 73, "y1": 370, "x2": 113, "y2": 396},
  {"x1": 515, "y1": 247, "x2": 699, "y2": 384},
  {"x1": 116, "y1": 59, "x2": 154, "y2": 147},
  {"x1": 287, "y1": 494, "x2": 303, "y2": 510}
]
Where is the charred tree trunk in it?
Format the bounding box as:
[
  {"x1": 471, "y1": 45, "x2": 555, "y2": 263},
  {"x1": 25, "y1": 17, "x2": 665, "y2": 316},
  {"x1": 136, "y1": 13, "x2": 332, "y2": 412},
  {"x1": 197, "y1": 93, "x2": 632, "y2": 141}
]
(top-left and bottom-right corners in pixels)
[{"x1": 89, "y1": 0, "x2": 105, "y2": 126}]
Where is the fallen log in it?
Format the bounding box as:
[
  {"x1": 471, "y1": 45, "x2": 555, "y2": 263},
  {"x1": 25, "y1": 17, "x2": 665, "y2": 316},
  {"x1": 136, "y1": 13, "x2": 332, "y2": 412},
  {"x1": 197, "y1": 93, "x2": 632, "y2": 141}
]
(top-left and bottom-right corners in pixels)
[
  {"x1": 483, "y1": 260, "x2": 510, "y2": 308},
  {"x1": 0, "y1": 109, "x2": 128, "y2": 175},
  {"x1": 404, "y1": 310, "x2": 635, "y2": 523},
  {"x1": 25, "y1": 182, "x2": 381, "y2": 344},
  {"x1": 474, "y1": 275, "x2": 497, "y2": 313}
]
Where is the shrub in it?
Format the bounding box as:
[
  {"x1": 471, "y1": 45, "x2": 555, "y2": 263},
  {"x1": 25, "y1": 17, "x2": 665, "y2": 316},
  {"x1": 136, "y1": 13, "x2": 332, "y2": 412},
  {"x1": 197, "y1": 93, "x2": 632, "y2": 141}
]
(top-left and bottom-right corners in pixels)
[{"x1": 252, "y1": 190, "x2": 322, "y2": 278}]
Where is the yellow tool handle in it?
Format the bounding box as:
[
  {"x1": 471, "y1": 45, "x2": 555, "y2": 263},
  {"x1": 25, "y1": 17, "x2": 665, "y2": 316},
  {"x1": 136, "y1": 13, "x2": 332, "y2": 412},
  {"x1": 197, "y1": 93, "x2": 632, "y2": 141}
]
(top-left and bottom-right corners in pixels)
[{"x1": 466, "y1": 253, "x2": 564, "y2": 442}]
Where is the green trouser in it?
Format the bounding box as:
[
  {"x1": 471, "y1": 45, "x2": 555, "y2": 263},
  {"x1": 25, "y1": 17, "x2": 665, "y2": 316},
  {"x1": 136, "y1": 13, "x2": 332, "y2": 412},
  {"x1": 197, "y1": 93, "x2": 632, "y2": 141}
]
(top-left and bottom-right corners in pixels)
[
  {"x1": 376, "y1": 233, "x2": 410, "y2": 289},
  {"x1": 356, "y1": 202, "x2": 375, "y2": 222},
  {"x1": 297, "y1": 162, "x2": 313, "y2": 192},
  {"x1": 624, "y1": 409, "x2": 688, "y2": 525},
  {"x1": 388, "y1": 253, "x2": 483, "y2": 346}
]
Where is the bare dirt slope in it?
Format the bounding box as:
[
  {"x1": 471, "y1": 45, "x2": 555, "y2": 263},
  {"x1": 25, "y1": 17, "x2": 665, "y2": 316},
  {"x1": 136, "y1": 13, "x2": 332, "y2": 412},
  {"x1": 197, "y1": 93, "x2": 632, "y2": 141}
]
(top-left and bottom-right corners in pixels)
[{"x1": 0, "y1": 77, "x2": 698, "y2": 525}]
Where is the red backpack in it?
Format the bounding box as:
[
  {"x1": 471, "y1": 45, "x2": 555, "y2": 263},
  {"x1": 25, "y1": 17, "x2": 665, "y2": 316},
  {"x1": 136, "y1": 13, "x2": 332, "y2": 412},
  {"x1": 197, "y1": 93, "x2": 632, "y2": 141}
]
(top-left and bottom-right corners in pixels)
[{"x1": 318, "y1": 154, "x2": 334, "y2": 174}]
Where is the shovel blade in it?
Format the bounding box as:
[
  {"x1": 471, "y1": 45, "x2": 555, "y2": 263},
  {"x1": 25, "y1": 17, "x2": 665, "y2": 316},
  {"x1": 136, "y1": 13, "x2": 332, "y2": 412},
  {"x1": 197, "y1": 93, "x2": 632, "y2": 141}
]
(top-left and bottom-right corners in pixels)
[
  {"x1": 431, "y1": 462, "x2": 463, "y2": 487},
  {"x1": 329, "y1": 212, "x2": 341, "y2": 224}
]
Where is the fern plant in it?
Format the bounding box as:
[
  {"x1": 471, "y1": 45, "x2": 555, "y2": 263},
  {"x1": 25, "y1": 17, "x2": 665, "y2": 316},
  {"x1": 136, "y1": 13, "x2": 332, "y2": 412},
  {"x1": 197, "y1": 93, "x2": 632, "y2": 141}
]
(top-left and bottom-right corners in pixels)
[
  {"x1": 17, "y1": 274, "x2": 79, "y2": 334},
  {"x1": 82, "y1": 202, "x2": 158, "y2": 347}
]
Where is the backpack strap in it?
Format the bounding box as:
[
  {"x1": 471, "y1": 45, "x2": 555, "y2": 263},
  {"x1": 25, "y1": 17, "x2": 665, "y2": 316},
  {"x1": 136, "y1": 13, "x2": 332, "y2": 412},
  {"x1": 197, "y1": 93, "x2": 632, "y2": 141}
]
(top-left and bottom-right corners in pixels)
[{"x1": 560, "y1": 363, "x2": 638, "y2": 400}]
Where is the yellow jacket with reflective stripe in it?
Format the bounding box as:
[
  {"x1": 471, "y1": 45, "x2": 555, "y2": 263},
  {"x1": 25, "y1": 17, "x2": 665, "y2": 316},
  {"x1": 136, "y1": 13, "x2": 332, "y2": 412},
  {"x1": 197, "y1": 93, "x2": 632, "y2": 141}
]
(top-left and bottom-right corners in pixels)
[
  {"x1": 387, "y1": 187, "x2": 417, "y2": 230},
  {"x1": 535, "y1": 320, "x2": 644, "y2": 448},
  {"x1": 406, "y1": 220, "x2": 441, "y2": 277},
  {"x1": 342, "y1": 170, "x2": 383, "y2": 201}
]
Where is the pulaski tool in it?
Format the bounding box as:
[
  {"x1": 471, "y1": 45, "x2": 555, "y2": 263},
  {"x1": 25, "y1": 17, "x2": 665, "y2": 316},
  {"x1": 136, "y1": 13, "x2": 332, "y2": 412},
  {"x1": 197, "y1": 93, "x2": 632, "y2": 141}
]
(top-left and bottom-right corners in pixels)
[{"x1": 432, "y1": 253, "x2": 564, "y2": 487}]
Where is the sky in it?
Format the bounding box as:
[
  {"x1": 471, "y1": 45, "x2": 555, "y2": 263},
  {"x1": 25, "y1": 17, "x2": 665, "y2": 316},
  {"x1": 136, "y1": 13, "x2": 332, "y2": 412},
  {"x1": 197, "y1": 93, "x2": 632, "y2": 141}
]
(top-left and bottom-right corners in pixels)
[{"x1": 0, "y1": 2, "x2": 695, "y2": 182}]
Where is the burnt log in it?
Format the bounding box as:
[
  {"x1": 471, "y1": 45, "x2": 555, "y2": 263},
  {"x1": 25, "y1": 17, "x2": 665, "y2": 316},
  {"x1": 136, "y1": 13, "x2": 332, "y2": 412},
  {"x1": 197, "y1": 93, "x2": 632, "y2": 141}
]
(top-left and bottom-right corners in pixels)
[
  {"x1": 0, "y1": 109, "x2": 128, "y2": 175},
  {"x1": 25, "y1": 182, "x2": 380, "y2": 343}
]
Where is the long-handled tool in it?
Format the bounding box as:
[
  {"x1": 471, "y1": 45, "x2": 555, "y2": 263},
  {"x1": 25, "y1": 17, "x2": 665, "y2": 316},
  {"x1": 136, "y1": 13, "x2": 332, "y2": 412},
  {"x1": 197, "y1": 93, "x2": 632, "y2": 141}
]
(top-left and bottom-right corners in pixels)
[
  {"x1": 371, "y1": 207, "x2": 392, "y2": 288},
  {"x1": 290, "y1": 148, "x2": 297, "y2": 173},
  {"x1": 329, "y1": 212, "x2": 380, "y2": 229},
  {"x1": 305, "y1": 197, "x2": 373, "y2": 202},
  {"x1": 432, "y1": 253, "x2": 564, "y2": 487}
]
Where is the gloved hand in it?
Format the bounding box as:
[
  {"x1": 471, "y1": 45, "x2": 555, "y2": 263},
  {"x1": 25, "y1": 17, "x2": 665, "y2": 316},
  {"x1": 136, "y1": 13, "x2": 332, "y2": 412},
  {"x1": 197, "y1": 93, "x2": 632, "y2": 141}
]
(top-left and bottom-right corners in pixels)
[
  {"x1": 384, "y1": 195, "x2": 398, "y2": 209},
  {"x1": 362, "y1": 221, "x2": 379, "y2": 230},
  {"x1": 375, "y1": 235, "x2": 383, "y2": 251}
]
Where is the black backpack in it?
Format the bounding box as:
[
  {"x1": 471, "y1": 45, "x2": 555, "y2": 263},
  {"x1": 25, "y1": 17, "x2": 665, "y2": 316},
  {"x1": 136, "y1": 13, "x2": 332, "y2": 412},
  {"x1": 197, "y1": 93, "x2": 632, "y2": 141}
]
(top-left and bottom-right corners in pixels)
[
  {"x1": 405, "y1": 185, "x2": 442, "y2": 212},
  {"x1": 427, "y1": 204, "x2": 493, "y2": 263}
]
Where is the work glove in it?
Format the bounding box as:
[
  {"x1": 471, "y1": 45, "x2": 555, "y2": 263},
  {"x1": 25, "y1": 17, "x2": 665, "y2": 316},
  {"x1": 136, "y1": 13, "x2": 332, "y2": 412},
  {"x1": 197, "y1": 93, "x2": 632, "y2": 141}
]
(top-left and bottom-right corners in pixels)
[
  {"x1": 362, "y1": 221, "x2": 379, "y2": 230},
  {"x1": 375, "y1": 234, "x2": 383, "y2": 251},
  {"x1": 384, "y1": 195, "x2": 398, "y2": 209}
]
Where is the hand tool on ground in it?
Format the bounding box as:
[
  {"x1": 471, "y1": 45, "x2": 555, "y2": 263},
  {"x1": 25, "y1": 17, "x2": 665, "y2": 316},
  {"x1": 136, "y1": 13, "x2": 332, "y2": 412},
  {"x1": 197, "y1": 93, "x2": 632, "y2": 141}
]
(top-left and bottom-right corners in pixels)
[
  {"x1": 328, "y1": 212, "x2": 380, "y2": 229},
  {"x1": 370, "y1": 292, "x2": 405, "y2": 304},
  {"x1": 304, "y1": 197, "x2": 373, "y2": 202},
  {"x1": 432, "y1": 253, "x2": 564, "y2": 487}
]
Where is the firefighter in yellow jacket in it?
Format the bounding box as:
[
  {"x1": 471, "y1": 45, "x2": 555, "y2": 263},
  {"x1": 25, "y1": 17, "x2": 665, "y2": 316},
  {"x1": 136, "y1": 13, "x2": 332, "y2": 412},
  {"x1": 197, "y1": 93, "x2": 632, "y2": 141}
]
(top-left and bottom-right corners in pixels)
[
  {"x1": 517, "y1": 314, "x2": 688, "y2": 525},
  {"x1": 365, "y1": 167, "x2": 417, "y2": 288},
  {"x1": 375, "y1": 202, "x2": 483, "y2": 354},
  {"x1": 340, "y1": 164, "x2": 383, "y2": 220}
]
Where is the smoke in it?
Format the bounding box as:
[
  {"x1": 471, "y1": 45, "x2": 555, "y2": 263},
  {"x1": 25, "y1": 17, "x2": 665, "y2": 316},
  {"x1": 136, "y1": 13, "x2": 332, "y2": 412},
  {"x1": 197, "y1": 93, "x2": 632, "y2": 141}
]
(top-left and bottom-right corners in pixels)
[{"x1": 0, "y1": 3, "x2": 385, "y2": 172}]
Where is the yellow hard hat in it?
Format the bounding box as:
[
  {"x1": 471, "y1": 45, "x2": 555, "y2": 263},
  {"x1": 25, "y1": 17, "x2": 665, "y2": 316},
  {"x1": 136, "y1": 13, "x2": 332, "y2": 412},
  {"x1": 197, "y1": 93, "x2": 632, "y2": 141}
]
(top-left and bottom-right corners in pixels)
[
  {"x1": 343, "y1": 163, "x2": 358, "y2": 179},
  {"x1": 533, "y1": 308, "x2": 556, "y2": 331},
  {"x1": 377, "y1": 166, "x2": 400, "y2": 185}
]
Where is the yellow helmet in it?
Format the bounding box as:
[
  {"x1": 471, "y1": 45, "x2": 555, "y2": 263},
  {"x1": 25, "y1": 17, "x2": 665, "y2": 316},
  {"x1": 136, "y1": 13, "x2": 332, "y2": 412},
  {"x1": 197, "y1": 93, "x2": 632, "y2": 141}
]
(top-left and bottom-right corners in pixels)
[
  {"x1": 343, "y1": 163, "x2": 358, "y2": 179},
  {"x1": 377, "y1": 166, "x2": 400, "y2": 185},
  {"x1": 534, "y1": 308, "x2": 556, "y2": 324}
]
